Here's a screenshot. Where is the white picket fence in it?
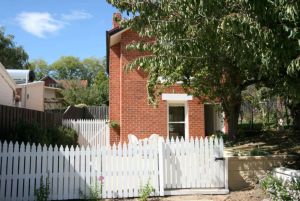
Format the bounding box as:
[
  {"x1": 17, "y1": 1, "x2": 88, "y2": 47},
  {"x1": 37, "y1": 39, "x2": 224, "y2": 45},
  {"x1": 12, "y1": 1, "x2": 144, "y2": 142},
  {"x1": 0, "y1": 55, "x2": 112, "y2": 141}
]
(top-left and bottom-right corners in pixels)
[
  {"x1": 62, "y1": 119, "x2": 109, "y2": 148},
  {"x1": 0, "y1": 137, "x2": 228, "y2": 201}
]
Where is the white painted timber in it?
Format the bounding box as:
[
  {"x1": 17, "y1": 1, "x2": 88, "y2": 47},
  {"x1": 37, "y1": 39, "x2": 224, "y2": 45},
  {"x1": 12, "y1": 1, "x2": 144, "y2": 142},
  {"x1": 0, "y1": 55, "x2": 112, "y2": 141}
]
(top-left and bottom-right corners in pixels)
[
  {"x1": 0, "y1": 137, "x2": 228, "y2": 201},
  {"x1": 162, "y1": 93, "x2": 193, "y2": 101},
  {"x1": 62, "y1": 119, "x2": 109, "y2": 148}
]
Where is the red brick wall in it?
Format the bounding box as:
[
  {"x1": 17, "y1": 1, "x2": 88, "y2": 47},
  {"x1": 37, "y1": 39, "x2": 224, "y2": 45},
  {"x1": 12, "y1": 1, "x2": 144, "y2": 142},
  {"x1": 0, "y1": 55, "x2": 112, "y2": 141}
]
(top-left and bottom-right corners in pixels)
[
  {"x1": 109, "y1": 29, "x2": 206, "y2": 144},
  {"x1": 109, "y1": 43, "x2": 121, "y2": 144}
]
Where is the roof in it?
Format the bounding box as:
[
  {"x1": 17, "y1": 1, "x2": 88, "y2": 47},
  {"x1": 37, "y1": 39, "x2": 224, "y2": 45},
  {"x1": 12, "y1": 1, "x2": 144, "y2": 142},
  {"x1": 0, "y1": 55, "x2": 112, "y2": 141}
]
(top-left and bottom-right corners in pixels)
[
  {"x1": 57, "y1": 80, "x2": 88, "y2": 89},
  {"x1": 106, "y1": 27, "x2": 129, "y2": 74},
  {"x1": 40, "y1": 75, "x2": 58, "y2": 83}
]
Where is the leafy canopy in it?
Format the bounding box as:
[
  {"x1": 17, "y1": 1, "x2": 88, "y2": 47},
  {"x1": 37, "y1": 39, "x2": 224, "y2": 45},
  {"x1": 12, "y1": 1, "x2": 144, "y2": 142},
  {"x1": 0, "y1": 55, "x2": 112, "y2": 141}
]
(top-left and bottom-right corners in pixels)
[
  {"x1": 0, "y1": 28, "x2": 29, "y2": 69},
  {"x1": 107, "y1": 0, "x2": 300, "y2": 137}
]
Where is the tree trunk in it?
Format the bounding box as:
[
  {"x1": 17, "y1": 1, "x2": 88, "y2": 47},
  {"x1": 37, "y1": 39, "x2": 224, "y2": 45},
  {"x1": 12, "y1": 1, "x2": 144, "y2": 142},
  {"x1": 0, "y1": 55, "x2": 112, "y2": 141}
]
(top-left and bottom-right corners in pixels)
[
  {"x1": 291, "y1": 103, "x2": 300, "y2": 130},
  {"x1": 222, "y1": 92, "x2": 242, "y2": 140}
]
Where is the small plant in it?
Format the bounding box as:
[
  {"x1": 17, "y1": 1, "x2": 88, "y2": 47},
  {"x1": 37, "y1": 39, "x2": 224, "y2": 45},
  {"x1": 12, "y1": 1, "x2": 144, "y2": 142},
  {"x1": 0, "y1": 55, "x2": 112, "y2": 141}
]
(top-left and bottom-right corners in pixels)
[
  {"x1": 35, "y1": 175, "x2": 50, "y2": 201},
  {"x1": 109, "y1": 120, "x2": 120, "y2": 129},
  {"x1": 261, "y1": 172, "x2": 300, "y2": 201},
  {"x1": 211, "y1": 131, "x2": 229, "y2": 142},
  {"x1": 80, "y1": 176, "x2": 104, "y2": 201},
  {"x1": 250, "y1": 147, "x2": 270, "y2": 156},
  {"x1": 139, "y1": 179, "x2": 155, "y2": 201}
]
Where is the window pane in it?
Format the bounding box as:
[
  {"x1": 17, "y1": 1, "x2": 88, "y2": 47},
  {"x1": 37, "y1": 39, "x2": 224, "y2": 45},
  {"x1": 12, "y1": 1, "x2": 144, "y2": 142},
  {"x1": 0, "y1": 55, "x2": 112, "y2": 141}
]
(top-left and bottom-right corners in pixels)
[
  {"x1": 169, "y1": 123, "x2": 185, "y2": 139},
  {"x1": 169, "y1": 106, "x2": 185, "y2": 122}
]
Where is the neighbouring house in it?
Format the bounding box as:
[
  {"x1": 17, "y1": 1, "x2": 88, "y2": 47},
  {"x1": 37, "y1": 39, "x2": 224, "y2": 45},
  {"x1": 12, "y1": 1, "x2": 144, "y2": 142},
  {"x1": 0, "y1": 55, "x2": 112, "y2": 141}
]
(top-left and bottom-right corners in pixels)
[
  {"x1": 107, "y1": 13, "x2": 227, "y2": 144},
  {"x1": 16, "y1": 81, "x2": 45, "y2": 111},
  {"x1": 40, "y1": 76, "x2": 89, "y2": 110},
  {"x1": 40, "y1": 75, "x2": 88, "y2": 89},
  {"x1": 6, "y1": 68, "x2": 45, "y2": 111},
  {"x1": 40, "y1": 76, "x2": 64, "y2": 110},
  {"x1": 0, "y1": 63, "x2": 19, "y2": 107}
]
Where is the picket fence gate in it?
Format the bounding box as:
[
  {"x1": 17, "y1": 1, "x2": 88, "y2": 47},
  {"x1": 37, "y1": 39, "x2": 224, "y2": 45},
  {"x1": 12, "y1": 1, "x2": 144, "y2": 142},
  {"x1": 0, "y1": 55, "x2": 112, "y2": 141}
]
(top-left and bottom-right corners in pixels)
[
  {"x1": 0, "y1": 137, "x2": 228, "y2": 201},
  {"x1": 62, "y1": 119, "x2": 109, "y2": 148}
]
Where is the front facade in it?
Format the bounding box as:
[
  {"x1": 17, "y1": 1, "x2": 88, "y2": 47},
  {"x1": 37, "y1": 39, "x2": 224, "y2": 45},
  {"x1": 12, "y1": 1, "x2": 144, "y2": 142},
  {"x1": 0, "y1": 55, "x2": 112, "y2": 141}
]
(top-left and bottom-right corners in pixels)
[{"x1": 107, "y1": 14, "x2": 225, "y2": 144}]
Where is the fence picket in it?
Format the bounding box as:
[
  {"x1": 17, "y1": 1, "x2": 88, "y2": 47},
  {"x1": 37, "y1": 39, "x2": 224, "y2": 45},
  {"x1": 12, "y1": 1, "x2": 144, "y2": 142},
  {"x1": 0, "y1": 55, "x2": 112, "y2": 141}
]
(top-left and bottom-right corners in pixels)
[
  {"x1": 0, "y1": 137, "x2": 226, "y2": 200},
  {"x1": 62, "y1": 119, "x2": 109, "y2": 148}
]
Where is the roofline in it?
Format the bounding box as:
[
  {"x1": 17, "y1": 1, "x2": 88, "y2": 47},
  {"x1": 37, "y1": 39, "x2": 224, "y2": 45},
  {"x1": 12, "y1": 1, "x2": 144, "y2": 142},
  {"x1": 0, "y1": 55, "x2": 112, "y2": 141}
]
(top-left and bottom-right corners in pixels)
[
  {"x1": 106, "y1": 27, "x2": 124, "y2": 75},
  {"x1": 40, "y1": 75, "x2": 58, "y2": 83}
]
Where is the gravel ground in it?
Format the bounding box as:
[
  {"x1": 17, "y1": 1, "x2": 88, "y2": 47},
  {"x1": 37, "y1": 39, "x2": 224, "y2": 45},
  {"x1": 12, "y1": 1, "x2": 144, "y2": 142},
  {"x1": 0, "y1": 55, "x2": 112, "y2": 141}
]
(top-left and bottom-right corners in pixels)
[{"x1": 107, "y1": 186, "x2": 269, "y2": 201}]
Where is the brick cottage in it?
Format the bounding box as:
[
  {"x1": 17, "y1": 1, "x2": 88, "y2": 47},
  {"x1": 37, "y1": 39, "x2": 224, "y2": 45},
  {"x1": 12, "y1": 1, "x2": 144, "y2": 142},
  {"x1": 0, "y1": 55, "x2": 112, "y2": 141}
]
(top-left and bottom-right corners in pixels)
[{"x1": 107, "y1": 13, "x2": 226, "y2": 144}]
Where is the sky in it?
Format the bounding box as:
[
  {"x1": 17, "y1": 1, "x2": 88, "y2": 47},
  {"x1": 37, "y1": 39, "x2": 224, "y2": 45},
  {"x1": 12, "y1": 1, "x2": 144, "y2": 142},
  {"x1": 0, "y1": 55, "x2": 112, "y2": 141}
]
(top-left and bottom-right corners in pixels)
[{"x1": 0, "y1": 0, "x2": 118, "y2": 64}]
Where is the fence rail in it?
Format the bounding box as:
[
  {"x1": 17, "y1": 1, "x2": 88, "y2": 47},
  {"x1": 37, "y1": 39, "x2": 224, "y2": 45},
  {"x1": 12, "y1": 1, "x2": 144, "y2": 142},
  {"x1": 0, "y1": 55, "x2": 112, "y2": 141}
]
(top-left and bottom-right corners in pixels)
[
  {"x1": 0, "y1": 140, "x2": 159, "y2": 201},
  {"x1": 62, "y1": 119, "x2": 109, "y2": 148},
  {"x1": 87, "y1": 105, "x2": 109, "y2": 119},
  {"x1": 0, "y1": 137, "x2": 228, "y2": 201},
  {"x1": 0, "y1": 104, "x2": 62, "y2": 138}
]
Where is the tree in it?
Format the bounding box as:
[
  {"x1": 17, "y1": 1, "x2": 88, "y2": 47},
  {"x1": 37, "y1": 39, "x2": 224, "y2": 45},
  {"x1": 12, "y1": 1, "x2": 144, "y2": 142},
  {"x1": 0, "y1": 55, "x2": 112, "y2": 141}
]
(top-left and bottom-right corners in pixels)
[
  {"x1": 57, "y1": 57, "x2": 109, "y2": 106},
  {"x1": 0, "y1": 28, "x2": 29, "y2": 69},
  {"x1": 107, "y1": 0, "x2": 279, "y2": 139},
  {"x1": 29, "y1": 59, "x2": 50, "y2": 80},
  {"x1": 93, "y1": 67, "x2": 109, "y2": 105},
  {"x1": 51, "y1": 56, "x2": 87, "y2": 80},
  {"x1": 82, "y1": 57, "x2": 106, "y2": 85}
]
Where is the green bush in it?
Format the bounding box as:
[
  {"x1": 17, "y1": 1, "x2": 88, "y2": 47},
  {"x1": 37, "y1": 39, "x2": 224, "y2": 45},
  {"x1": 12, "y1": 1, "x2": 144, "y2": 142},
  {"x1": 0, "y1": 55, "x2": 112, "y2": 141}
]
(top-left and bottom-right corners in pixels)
[
  {"x1": 139, "y1": 179, "x2": 155, "y2": 201},
  {"x1": 261, "y1": 173, "x2": 300, "y2": 201},
  {"x1": 211, "y1": 131, "x2": 228, "y2": 140},
  {"x1": 35, "y1": 174, "x2": 50, "y2": 201},
  {"x1": 13, "y1": 121, "x2": 78, "y2": 147},
  {"x1": 250, "y1": 147, "x2": 270, "y2": 156}
]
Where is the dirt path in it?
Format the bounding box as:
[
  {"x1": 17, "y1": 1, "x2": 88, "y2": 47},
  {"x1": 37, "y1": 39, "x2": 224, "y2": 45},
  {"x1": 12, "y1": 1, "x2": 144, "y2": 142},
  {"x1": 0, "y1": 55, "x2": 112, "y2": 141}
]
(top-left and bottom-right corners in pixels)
[{"x1": 109, "y1": 187, "x2": 269, "y2": 201}]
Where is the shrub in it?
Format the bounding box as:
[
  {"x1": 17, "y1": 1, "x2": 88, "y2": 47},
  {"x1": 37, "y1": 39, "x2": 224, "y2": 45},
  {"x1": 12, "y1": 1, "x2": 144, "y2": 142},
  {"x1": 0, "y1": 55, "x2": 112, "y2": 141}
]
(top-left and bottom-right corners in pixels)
[
  {"x1": 13, "y1": 121, "x2": 78, "y2": 147},
  {"x1": 211, "y1": 131, "x2": 229, "y2": 142},
  {"x1": 139, "y1": 179, "x2": 155, "y2": 201},
  {"x1": 249, "y1": 147, "x2": 270, "y2": 156},
  {"x1": 35, "y1": 174, "x2": 50, "y2": 201},
  {"x1": 109, "y1": 120, "x2": 119, "y2": 129},
  {"x1": 261, "y1": 173, "x2": 300, "y2": 201},
  {"x1": 48, "y1": 126, "x2": 78, "y2": 147}
]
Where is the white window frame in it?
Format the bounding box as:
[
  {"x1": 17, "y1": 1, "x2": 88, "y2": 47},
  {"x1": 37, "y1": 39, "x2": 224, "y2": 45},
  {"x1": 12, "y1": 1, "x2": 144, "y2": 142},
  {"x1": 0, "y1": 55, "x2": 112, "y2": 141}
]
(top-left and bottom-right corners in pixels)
[{"x1": 167, "y1": 101, "x2": 189, "y2": 140}]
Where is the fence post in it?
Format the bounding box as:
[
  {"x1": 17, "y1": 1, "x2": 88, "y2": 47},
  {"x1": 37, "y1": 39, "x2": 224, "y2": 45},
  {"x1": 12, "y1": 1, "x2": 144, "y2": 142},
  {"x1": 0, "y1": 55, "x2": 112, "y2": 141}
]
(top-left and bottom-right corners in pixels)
[
  {"x1": 106, "y1": 121, "x2": 110, "y2": 146},
  {"x1": 158, "y1": 139, "x2": 165, "y2": 196},
  {"x1": 225, "y1": 157, "x2": 229, "y2": 190}
]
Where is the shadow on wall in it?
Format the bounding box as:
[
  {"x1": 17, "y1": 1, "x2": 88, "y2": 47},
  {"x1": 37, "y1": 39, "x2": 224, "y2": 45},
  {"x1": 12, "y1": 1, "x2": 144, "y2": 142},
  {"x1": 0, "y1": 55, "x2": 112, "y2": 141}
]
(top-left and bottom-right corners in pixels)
[{"x1": 228, "y1": 155, "x2": 299, "y2": 191}]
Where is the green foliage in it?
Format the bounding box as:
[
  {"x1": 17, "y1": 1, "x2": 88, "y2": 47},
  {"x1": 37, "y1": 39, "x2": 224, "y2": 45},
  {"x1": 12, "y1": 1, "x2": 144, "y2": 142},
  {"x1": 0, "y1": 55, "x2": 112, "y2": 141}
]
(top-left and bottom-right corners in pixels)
[
  {"x1": 139, "y1": 180, "x2": 155, "y2": 201},
  {"x1": 0, "y1": 28, "x2": 29, "y2": 69},
  {"x1": 48, "y1": 56, "x2": 109, "y2": 106},
  {"x1": 13, "y1": 121, "x2": 78, "y2": 146},
  {"x1": 261, "y1": 173, "x2": 300, "y2": 201},
  {"x1": 249, "y1": 147, "x2": 270, "y2": 156},
  {"x1": 51, "y1": 56, "x2": 86, "y2": 81},
  {"x1": 107, "y1": 0, "x2": 300, "y2": 138},
  {"x1": 35, "y1": 175, "x2": 50, "y2": 201},
  {"x1": 211, "y1": 131, "x2": 229, "y2": 143},
  {"x1": 109, "y1": 120, "x2": 119, "y2": 129},
  {"x1": 29, "y1": 59, "x2": 50, "y2": 80},
  {"x1": 79, "y1": 176, "x2": 103, "y2": 201}
]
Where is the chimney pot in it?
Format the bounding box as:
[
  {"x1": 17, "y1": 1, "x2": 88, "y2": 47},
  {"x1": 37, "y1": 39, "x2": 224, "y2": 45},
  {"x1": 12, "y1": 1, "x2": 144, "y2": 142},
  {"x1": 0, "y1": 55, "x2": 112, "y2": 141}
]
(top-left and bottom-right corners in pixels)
[{"x1": 113, "y1": 13, "x2": 122, "y2": 28}]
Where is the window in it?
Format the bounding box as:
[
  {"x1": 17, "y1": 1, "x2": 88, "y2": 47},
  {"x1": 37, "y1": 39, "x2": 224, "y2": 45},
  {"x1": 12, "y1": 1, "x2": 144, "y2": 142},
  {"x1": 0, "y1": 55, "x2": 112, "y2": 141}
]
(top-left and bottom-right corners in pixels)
[{"x1": 168, "y1": 104, "x2": 186, "y2": 139}]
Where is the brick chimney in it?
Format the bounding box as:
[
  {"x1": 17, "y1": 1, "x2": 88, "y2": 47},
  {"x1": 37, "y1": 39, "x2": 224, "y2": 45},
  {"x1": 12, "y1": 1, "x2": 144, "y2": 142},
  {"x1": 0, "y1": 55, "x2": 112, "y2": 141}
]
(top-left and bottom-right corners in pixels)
[{"x1": 113, "y1": 12, "x2": 122, "y2": 28}]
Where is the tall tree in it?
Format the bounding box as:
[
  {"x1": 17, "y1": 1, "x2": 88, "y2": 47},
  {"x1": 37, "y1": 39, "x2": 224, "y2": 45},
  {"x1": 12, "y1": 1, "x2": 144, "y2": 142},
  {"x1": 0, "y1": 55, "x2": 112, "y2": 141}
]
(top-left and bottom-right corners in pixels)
[
  {"x1": 107, "y1": 0, "x2": 278, "y2": 139},
  {"x1": 29, "y1": 59, "x2": 50, "y2": 80},
  {"x1": 51, "y1": 56, "x2": 87, "y2": 80},
  {"x1": 0, "y1": 28, "x2": 29, "y2": 69},
  {"x1": 82, "y1": 57, "x2": 106, "y2": 85},
  {"x1": 55, "y1": 56, "x2": 109, "y2": 106}
]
